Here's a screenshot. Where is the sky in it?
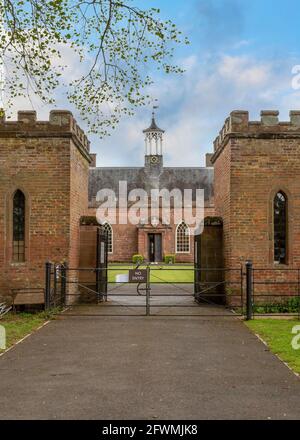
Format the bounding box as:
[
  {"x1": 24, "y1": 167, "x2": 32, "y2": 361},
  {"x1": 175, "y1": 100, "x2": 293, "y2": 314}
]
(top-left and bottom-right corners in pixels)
[{"x1": 11, "y1": 0, "x2": 300, "y2": 167}]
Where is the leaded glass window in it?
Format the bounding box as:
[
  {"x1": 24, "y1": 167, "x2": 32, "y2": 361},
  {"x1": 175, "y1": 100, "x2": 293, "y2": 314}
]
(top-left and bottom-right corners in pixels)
[
  {"x1": 102, "y1": 222, "x2": 113, "y2": 254},
  {"x1": 274, "y1": 191, "x2": 287, "y2": 264},
  {"x1": 176, "y1": 222, "x2": 190, "y2": 253},
  {"x1": 13, "y1": 190, "x2": 25, "y2": 262}
]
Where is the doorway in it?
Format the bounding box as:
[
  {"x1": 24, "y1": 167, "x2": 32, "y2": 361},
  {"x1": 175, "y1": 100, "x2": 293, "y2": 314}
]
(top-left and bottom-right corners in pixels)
[{"x1": 148, "y1": 234, "x2": 162, "y2": 262}]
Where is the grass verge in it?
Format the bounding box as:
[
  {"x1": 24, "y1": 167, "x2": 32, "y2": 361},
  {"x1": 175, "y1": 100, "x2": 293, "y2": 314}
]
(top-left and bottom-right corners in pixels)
[
  {"x1": 245, "y1": 319, "x2": 300, "y2": 375},
  {"x1": 0, "y1": 311, "x2": 55, "y2": 353}
]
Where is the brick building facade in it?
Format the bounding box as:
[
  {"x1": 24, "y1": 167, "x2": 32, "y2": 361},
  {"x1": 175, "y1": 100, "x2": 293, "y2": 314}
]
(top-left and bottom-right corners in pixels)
[{"x1": 0, "y1": 108, "x2": 298, "y2": 300}]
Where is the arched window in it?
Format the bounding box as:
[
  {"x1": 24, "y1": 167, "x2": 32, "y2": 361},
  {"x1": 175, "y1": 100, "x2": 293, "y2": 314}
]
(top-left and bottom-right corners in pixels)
[
  {"x1": 13, "y1": 190, "x2": 25, "y2": 262},
  {"x1": 102, "y1": 222, "x2": 113, "y2": 254},
  {"x1": 176, "y1": 222, "x2": 190, "y2": 253},
  {"x1": 274, "y1": 191, "x2": 287, "y2": 264}
]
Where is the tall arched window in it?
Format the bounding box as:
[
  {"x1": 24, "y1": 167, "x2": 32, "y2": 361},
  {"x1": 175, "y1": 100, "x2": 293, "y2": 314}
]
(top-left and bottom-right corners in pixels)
[
  {"x1": 176, "y1": 221, "x2": 190, "y2": 253},
  {"x1": 274, "y1": 191, "x2": 287, "y2": 264},
  {"x1": 13, "y1": 190, "x2": 25, "y2": 262},
  {"x1": 102, "y1": 222, "x2": 113, "y2": 254}
]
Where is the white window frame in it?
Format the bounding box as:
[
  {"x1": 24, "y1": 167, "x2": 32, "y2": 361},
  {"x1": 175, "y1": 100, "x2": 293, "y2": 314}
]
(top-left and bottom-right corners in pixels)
[{"x1": 175, "y1": 221, "x2": 190, "y2": 254}]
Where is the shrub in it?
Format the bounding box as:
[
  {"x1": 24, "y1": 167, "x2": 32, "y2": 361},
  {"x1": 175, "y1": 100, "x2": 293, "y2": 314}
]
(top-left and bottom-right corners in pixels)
[
  {"x1": 132, "y1": 254, "x2": 144, "y2": 265},
  {"x1": 253, "y1": 296, "x2": 300, "y2": 314},
  {"x1": 164, "y1": 254, "x2": 175, "y2": 264}
]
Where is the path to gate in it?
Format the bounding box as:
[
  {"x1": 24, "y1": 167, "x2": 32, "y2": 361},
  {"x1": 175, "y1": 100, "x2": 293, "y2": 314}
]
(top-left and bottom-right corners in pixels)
[{"x1": 1, "y1": 310, "x2": 300, "y2": 419}]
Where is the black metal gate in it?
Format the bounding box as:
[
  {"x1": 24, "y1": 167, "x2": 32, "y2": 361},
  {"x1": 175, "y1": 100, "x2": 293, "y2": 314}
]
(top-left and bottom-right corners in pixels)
[
  {"x1": 44, "y1": 227, "x2": 300, "y2": 319},
  {"x1": 45, "y1": 264, "x2": 245, "y2": 318},
  {"x1": 43, "y1": 225, "x2": 249, "y2": 318},
  {"x1": 194, "y1": 233, "x2": 244, "y2": 315}
]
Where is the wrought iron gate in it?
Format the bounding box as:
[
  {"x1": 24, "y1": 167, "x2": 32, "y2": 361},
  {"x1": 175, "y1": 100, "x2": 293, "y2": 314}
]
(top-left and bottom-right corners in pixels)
[
  {"x1": 45, "y1": 264, "x2": 245, "y2": 317},
  {"x1": 43, "y1": 225, "x2": 247, "y2": 317},
  {"x1": 194, "y1": 233, "x2": 244, "y2": 315}
]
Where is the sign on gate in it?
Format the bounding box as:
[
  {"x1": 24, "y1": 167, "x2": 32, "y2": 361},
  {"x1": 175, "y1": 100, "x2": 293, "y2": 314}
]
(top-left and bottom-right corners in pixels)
[
  {"x1": 100, "y1": 242, "x2": 105, "y2": 264},
  {"x1": 128, "y1": 269, "x2": 148, "y2": 283}
]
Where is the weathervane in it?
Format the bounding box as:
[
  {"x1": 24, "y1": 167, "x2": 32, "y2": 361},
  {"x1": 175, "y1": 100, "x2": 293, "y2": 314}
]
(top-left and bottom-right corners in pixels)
[{"x1": 152, "y1": 99, "x2": 159, "y2": 118}]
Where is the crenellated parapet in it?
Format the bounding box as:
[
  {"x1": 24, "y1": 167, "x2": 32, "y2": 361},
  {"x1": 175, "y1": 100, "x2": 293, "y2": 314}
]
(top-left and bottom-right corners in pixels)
[
  {"x1": 0, "y1": 110, "x2": 91, "y2": 160},
  {"x1": 212, "y1": 110, "x2": 300, "y2": 162}
]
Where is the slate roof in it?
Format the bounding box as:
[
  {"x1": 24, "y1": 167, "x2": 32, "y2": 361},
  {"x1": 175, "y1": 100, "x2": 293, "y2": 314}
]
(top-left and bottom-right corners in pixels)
[{"x1": 88, "y1": 166, "x2": 214, "y2": 206}]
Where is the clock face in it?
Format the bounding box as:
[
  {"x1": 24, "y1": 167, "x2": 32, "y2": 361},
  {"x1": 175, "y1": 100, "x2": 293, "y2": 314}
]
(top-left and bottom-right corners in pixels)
[{"x1": 150, "y1": 155, "x2": 159, "y2": 164}]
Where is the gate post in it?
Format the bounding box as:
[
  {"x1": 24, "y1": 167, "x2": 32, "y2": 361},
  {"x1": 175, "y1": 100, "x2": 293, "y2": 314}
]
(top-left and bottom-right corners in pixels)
[
  {"x1": 246, "y1": 261, "x2": 253, "y2": 320},
  {"x1": 53, "y1": 264, "x2": 57, "y2": 307},
  {"x1": 45, "y1": 261, "x2": 52, "y2": 311},
  {"x1": 146, "y1": 266, "x2": 150, "y2": 316},
  {"x1": 96, "y1": 227, "x2": 108, "y2": 303},
  {"x1": 95, "y1": 267, "x2": 99, "y2": 303},
  {"x1": 61, "y1": 262, "x2": 67, "y2": 307}
]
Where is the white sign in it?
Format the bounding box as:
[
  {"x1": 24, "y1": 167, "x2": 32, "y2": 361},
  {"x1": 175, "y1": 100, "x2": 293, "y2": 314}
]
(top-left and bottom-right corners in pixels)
[{"x1": 0, "y1": 325, "x2": 6, "y2": 350}]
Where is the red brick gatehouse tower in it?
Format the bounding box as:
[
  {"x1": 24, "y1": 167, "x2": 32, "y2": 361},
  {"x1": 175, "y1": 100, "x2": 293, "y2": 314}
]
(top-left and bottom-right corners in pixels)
[{"x1": 0, "y1": 110, "x2": 92, "y2": 298}]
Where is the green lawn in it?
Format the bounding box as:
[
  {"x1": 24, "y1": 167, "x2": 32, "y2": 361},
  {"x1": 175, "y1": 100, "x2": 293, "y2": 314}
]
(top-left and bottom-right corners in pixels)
[
  {"x1": 0, "y1": 312, "x2": 50, "y2": 353},
  {"x1": 108, "y1": 264, "x2": 194, "y2": 283},
  {"x1": 245, "y1": 319, "x2": 300, "y2": 374}
]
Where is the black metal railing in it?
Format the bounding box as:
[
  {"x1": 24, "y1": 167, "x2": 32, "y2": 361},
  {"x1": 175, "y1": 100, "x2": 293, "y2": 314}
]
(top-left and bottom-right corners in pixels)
[{"x1": 44, "y1": 261, "x2": 300, "y2": 319}]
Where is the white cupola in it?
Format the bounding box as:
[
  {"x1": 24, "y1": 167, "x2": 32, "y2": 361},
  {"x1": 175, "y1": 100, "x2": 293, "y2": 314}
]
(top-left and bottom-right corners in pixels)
[{"x1": 143, "y1": 111, "x2": 165, "y2": 156}]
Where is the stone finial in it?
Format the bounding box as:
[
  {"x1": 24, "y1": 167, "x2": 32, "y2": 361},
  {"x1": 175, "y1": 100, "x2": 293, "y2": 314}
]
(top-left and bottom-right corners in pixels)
[
  {"x1": 49, "y1": 110, "x2": 73, "y2": 127},
  {"x1": 213, "y1": 136, "x2": 220, "y2": 152},
  {"x1": 17, "y1": 110, "x2": 37, "y2": 124},
  {"x1": 290, "y1": 111, "x2": 300, "y2": 126},
  {"x1": 260, "y1": 110, "x2": 279, "y2": 126},
  {"x1": 206, "y1": 153, "x2": 213, "y2": 167},
  {"x1": 230, "y1": 111, "x2": 249, "y2": 130},
  {"x1": 90, "y1": 153, "x2": 97, "y2": 167}
]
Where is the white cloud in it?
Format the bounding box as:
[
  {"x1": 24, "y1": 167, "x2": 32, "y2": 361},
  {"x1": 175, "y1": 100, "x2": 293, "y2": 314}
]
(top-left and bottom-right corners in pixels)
[
  {"x1": 3, "y1": 48, "x2": 299, "y2": 168},
  {"x1": 232, "y1": 40, "x2": 252, "y2": 49},
  {"x1": 218, "y1": 55, "x2": 271, "y2": 87},
  {"x1": 98, "y1": 52, "x2": 295, "y2": 168}
]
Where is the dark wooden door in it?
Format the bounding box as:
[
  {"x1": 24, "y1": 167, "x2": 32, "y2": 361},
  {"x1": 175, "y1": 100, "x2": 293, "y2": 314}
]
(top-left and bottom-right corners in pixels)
[
  {"x1": 154, "y1": 234, "x2": 162, "y2": 262},
  {"x1": 148, "y1": 234, "x2": 162, "y2": 262}
]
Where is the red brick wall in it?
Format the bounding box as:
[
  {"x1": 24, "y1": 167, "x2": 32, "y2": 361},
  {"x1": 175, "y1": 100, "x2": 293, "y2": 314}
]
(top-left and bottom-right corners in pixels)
[
  {"x1": 212, "y1": 110, "x2": 300, "y2": 271},
  {"x1": 85, "y1": 206, "x2": 215, "y2": 263},
  {"x1": 69, "y1": 143, "x2": 90, "y2": 267},
  {"x1": 0, "y1": 111, "x2": 91, "y2": 300},
  {"x1": 212, "y1": 142, "x2": 231, "y2": 267}
]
